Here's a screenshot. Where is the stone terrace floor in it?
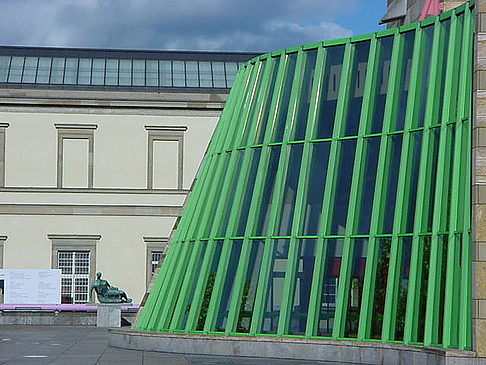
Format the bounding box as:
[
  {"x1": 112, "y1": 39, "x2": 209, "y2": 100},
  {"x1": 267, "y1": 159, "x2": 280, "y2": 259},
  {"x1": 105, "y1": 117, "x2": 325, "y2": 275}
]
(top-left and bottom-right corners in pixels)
[{"x1": 0, "y1": 326, "x2": 348, "y2": 364}]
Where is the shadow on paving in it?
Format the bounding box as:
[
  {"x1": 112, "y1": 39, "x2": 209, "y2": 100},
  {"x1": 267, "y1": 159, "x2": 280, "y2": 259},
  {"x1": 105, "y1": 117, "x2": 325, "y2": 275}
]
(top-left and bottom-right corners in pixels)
[{"x1": 0, "y1": 326, "x2": 358, "y2": 364}]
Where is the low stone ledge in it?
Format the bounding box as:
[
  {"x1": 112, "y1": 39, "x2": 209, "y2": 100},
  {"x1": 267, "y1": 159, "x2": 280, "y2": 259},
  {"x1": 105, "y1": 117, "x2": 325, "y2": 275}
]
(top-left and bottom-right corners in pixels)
[
  {"x1": 108, "y1": 329, "x2": 478, "y2": 365},
  {"x1": 0, "y1": 308, "x2": 137, "y2": 326}
]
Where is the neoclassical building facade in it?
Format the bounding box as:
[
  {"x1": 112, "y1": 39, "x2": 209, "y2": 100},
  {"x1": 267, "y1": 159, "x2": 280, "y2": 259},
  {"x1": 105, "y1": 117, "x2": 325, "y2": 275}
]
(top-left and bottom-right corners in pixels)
[{"x1": 0, "y1": 46, "x2": 257, "y2": 304}]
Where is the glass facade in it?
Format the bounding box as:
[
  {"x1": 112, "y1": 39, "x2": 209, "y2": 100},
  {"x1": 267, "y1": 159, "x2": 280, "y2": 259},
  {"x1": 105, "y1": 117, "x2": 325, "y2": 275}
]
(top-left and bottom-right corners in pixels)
[
  {"x1": 136, "y1": 2, "x2": 474, "y2": 351},
  {"x1": 0, "y1": 48, "x2": 258, "y2": 91}
]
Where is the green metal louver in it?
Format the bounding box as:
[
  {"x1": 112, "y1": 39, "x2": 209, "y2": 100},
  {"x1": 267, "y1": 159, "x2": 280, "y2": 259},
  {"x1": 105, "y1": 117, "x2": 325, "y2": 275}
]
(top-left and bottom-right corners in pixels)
[{"x1": 136, "y1": 1, "x2": 474, "y2": 350}]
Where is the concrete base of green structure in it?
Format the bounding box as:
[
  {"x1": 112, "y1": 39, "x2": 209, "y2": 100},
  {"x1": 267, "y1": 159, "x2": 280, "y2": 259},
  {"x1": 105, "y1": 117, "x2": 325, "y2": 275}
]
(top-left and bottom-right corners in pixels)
[{"x1": 108, "y1": 329, "x2": 480, "y2": 364}]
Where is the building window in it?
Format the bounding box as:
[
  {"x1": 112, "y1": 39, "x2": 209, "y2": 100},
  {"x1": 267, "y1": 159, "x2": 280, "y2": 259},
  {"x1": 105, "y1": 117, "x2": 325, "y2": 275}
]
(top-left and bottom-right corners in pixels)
[
  {"x1": 320, "y1": 276, "x2": 338, "y2": 335},
  {"x1": 0, "y1": 236, "x2": 4, "y2": 303},
  {"x1": 322, "y1": 277, "x2": 338, "y2": 308},
  {"x1": 58, "y1": 251, "x2": 90, "y2": 304},
  {"x1": 55, "y1": 124, "x2": 97, "y2": 188},
  {"x1": 150, "y1": 251, "x2": 163, "y2": 276},
  {"x1": 0, "y1": 235, "x2": 6, "y2": 269},
  {"x1": 144, "y1": 236, "x2": 169, "y2": 287},
  {"x1": 48, "y1": 234, "x2": 100, "y2": 303},
  {"x1": 145, "y1": 126, "x2": 187, "y2": 189},
  {"x1": 0, "y1": 123, "x2": 9, "y2": 187}
]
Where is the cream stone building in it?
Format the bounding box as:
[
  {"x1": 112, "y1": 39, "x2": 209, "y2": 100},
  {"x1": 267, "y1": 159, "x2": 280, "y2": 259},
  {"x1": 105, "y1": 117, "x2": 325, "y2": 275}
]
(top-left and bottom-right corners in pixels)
[
  {"x1": 382, "y1": 0, "x2": 468, "y2": 27},
  {"x1": 0, "y1": 46, "x2": 257, "y2": 304}
]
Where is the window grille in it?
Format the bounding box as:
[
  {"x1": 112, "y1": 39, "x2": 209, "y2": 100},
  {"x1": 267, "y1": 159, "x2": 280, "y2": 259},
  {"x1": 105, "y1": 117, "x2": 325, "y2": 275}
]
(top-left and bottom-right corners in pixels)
[
  {"x1": 151, "y1": 251, "x2": 163, "y2": 276},
  {"x1": 58, "y1": 251, "x2": 90, "y2": 303}
]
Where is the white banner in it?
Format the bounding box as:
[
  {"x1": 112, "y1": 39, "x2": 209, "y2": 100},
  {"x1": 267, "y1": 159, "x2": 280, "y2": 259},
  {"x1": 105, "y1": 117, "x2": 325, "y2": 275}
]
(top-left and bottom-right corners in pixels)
[{"x1": 0, "y1": 269, "x2": 61, "y2": 304}]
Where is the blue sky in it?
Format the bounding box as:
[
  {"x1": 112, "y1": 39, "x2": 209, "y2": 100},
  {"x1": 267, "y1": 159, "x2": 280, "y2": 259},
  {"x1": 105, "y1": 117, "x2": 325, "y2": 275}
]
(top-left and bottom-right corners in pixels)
[
  {"x1": 0, "y1": 0, "x2": 386, "y2": 52},
  {"x1": 337, "y1": 0, "x2": 386, "y2": 37}
]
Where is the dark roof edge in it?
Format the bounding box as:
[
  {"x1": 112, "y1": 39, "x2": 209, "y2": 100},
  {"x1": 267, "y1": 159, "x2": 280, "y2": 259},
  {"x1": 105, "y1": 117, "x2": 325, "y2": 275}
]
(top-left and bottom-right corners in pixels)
[{"x1": 0, "y1": 44, "x2": 261, "y2": 61}]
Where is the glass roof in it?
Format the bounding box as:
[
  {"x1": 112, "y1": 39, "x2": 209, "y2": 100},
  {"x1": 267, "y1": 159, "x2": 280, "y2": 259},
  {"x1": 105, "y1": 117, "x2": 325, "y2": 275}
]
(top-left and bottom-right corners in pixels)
[{"x1": 0, "y1": 46, "x2": 259, "y2": 93}]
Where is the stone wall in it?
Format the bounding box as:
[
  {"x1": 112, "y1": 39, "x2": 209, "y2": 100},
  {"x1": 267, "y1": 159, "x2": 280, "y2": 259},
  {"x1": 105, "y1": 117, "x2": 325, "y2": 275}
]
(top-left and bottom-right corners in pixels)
[
  {"x1": 475, "y1": 0, "x2": 486, "y2": 358},
  {"x1": 0, "y1": 310, "x2": 137, "y2": 326},
  {"x1": 384, "y1": 0, "x2": 468, "y2": 28},
  {"x1": 443, "y1": 0, "x2": 469, "y2": 11}
]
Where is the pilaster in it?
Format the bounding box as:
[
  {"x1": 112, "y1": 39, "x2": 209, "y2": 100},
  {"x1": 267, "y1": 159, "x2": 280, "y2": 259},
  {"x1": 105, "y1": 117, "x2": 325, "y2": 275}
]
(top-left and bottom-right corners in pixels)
[{"x1": 473, "y1": 0, "x2": 486, "y2": 357}]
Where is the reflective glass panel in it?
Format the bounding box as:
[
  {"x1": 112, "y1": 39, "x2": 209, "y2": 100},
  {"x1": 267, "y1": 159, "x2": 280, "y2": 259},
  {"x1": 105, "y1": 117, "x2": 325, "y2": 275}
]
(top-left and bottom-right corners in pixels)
[
  {"x1": 273, "y1": 53, "x2": 298, "y2": 142},
  {"x1": 186, "y1": 61, "x2": 199, "y2": 87},
  {"x1": 395, "y1": 237, "x2": 412, "y2": 341},
  {"x1": 196, "y1": 240, "x2": 224, "y2": 330},
  {"x1": 262, "y1": 239, "x2": 290, "y2": 334},
  {"x1": 236, "y1": 148, "x2": 262, "y2": 236},
  {"x1": 330, "y1": 139, "x2": 357, "y2": 235},
  {"x1": 315, "y1": 46, "x2": 345, "y2": 139},
  {"x1": 344, "y1": 238, "x2": 368, "y2": 338},
  {"x1": 91, "y1": 59, "x2": 105, "y2": 85},
  {"x1": 276, "y1": 144, "x2": 304, "y2": 236},
  {"x1": 201, "y1": 153, "x2": 231, "y2": 239},
  {"x1": 218, "y1": 150, "x2": 245, "y2": 237},
  {"x1": 236, "y1": 240, "x2": 265, "y2": 332},
  {"x1": 146, "y1": 60, "x2": 158, "y2": 86},
  {"x1": 159, "y1": 60, "x2": 172, "y2": 87},
  {"x1": 357, "y1": 136, "x2": 381, "y2": 234},
  {"x1": 254, "y1": 56, "x2": 281, "y2": 144},
  {"x1": 370, "y1": 36, "x2": 393, "y2": 134},
  {"x1": 225, "y1": 62, "x2": 238, "y2": 87},
  {"x1": 105, "y1": 59, "x2": 119, "y2": 86},
  {"x1": 404, "y1": 131, "x2": 423, "y2": 232},
  {"x1": 22, "y1": 57, "x2": 38, "y2": 83},
  {"x1": 343, "y1": 41, "x2": 370, "y2": 136},
  {"x1": 119, "y1": 59, "x2": 132, "y2": 86},
  {"x1": 36, "y1": 57, "x2": 51, "y2": 83},
  {"x1": 214, "y1": 240, "x2": 243, "y2": 331},
  {"x1": 289, "y1": 239, "x2": 316, "y2": 335},
  {"x1": 199, "y1": 62, "x2": 212, "y2": 87},
  {"x1": 173, "y1": 61, "x2": 185, "y2": 87},
  {"x1": 163, "y1": 242, "x2": 195, "y2": 328},
  {"x1": 444, "y1": 125, "x2": 456, "y2": 228},
  {"x1": 294, "y1": 49, "x2": 318, "y2": 141},
  {"x1": 239, "y1": 61, "x2": 267, "y2": 147},
  {"x1": 64, "y1": 58, "x2": 78, "y2": 84},
  {"x1": 178, "y1": 242, "x2": 208, "y2": 330},
  {"x1": 254, "y1": 145, "x2": 281, "y2": 236},
  {"x1": 0, "y1": 56, "x2": 9, "y2": 82},
  {"x1": 417, "y1": 236, "x2": 431, "y2": 342},
  {"x1": 318, "y1": 238, "x2": 343, "y2": 336},
  {"x1": 50, "y1": 58, "x2": 65, "y2": 84},
  {"x1": 132, "y1": 60, "x2": 145, "y2": 86},
  {"x1": 370, "y1": 238, "x2": 391, "y2": 338},
  {"x1": 381, "y1": 134, "x2": 403, "y2": 234},
  {"x1": 212, "y1": 62, "x2": 226, "y2": 88},
  {"x1": 436, "y1": 235, "x2": 449, "y2": 342},
  {"x1": 302, "y1": 141, "x2": 331, "y2": 236},
  {"x1": 415, "y1": 25, "x2": 435, "y2": 128},
  {"x1": 8, "y1": 56, "x2": 24, "y2": 83},
  {"x1": 78, "y1": 59, "x2": 92, "y2": 85},
  {"x1": 394, "y1": 31, "x2": 415, "y2": 131},
  {"x1": 426, "y1": 127, "x2": 441, "y2": 231},
  {"x1": 435, "y1": 21, "x2": 451, "y2": 125}
]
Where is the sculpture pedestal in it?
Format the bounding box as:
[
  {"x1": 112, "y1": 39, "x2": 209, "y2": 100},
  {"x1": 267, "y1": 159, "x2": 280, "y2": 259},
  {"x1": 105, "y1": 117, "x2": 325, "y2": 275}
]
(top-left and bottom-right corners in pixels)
[{"x1": 96, "y1": 304, "x2": 122, "y2": 327}]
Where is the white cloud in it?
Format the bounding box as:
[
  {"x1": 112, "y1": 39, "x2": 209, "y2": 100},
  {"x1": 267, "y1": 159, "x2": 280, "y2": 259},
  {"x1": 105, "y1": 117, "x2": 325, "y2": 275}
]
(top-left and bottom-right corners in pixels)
[{"x1": 0, "y1": 0, "x2": 356, "y2": 51}]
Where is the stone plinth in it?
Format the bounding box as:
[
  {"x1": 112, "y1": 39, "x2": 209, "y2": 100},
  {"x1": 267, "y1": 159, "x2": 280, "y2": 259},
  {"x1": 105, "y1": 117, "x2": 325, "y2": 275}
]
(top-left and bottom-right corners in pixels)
[
  {"x1": 96, "y1": 304, "x2": 122, "y2": 327},
  {"x1": 108, "y1": 329, "x2": 478, "y2": 365}
]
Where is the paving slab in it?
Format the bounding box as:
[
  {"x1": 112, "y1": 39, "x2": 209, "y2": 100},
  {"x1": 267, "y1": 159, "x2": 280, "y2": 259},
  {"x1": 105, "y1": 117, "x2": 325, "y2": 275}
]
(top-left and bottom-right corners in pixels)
[{"x1": 0, "y1": 325, "x2": 346, "y2": 364}]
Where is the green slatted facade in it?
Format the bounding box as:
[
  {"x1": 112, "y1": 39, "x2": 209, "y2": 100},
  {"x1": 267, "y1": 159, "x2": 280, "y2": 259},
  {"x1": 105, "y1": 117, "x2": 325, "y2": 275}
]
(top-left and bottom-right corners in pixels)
[{"x1": 136, "y1": 1, "x2": 474, "y2": 350}]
